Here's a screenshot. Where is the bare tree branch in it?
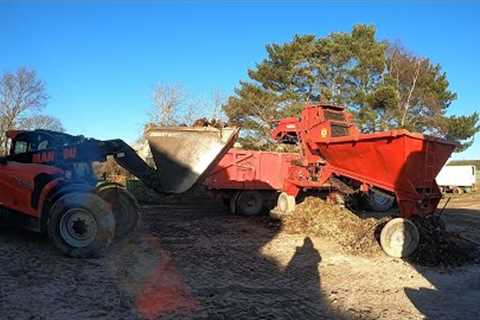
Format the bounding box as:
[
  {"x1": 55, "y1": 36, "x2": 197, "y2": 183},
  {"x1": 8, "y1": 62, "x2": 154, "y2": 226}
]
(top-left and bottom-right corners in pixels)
[
  {"x1": 18, "y1": 114, "x2": 64, "y2": 132},
  {"x1": 401, "y1": 59, "x2": 423, "y2": 127},
  {"x1": 0, "y1": 67, "x2": 50, "y2": 153},
  {"x1": 150, "y1": 84, "x2": 184, "y2": 126}
]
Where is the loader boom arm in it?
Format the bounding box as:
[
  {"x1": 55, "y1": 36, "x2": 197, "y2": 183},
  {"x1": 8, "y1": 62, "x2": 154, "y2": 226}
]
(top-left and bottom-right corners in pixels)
[
  {"x1": 100, "y1": 139, "x2": 163, "y2": 192},
  {"x1": 5, "y1": 129, "x2": 163, "y2": 192},
  {"x1": 5, "y1": 127, "x2": 239, "y2": 194}
]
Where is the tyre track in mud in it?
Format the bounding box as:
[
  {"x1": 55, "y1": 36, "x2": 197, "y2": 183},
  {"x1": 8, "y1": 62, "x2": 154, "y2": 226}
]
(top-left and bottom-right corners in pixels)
[
  {"x1": 1, "y1": 195, "x2": 480, "y2": 319},
  {"x1": 139, "y1": 206, "x2": 348, "y2": 320},
  {"x1": 0, "y1": 206, "x2": 347, "y2": 320},
  {"x1": 0, "y1": 226, "x2": 137, "y2": 320}
]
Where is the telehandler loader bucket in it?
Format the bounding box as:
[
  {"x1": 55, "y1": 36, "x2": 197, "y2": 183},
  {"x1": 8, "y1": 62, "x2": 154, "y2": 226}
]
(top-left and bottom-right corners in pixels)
[{"x1": 145, "y1": 126, "x2": 239, "y2": 193}]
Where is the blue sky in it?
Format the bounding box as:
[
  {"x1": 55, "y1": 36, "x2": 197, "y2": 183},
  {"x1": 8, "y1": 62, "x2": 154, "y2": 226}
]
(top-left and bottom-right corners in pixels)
[{"x1": 1, "y1": 1, "x2": 478, "y2": 159}]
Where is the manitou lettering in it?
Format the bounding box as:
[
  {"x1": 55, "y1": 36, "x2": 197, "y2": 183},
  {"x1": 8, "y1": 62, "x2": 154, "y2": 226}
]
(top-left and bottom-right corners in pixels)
[
  {"x1": 32, "y1": 151, "x2": 55, "y2": 163},
  {"x1": 63, "y1": 148, "x2": 77, "y2": 160}
]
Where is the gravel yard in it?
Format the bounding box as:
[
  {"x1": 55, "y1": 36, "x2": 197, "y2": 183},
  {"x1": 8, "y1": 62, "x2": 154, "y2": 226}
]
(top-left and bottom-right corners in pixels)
[{"x1": 1, "y1": 193, "x2": 479, "y2": 319}]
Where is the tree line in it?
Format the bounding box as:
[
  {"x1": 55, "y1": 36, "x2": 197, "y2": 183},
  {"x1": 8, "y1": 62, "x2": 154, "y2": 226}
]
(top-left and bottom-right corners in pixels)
[
  {"x1": 223, "y1": 25, "x2": 479, "y2": 152},
  {"x1": 2, "y1": 24, "x2": 478, "y2": 157}
]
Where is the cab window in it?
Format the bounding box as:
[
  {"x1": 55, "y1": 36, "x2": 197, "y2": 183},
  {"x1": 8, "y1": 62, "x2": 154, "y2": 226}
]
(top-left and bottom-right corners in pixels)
[
  {"x1": 37, "y1": 139, "x2": 49, "y2": 150},
  {"x1": 10, "y1": 132, "x2": 54, "y2": 155},
  {"x1": 13, "y1": 141, "x2": 29, "y2": 154}
]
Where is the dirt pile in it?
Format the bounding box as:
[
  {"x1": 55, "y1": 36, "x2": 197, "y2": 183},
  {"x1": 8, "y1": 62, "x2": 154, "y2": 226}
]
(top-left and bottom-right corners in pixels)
[
  {"x1": 281, "y1": 197, "x2": 386, "y2": 256},
  {"x1": 407, "y1": 216, "x2": 479, "y2": 267},
  {"x1": 191, "y1": 117, "x2": 226, "y2": 128},
  {"x1": 279, "y1": 197, "x2": 479, "y2": 266}
]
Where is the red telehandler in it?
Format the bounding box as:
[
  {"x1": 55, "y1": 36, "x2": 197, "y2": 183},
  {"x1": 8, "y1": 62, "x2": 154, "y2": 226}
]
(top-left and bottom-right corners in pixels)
[{"x1": 0, "y1": 128, "x2": 237, "y2": 257}]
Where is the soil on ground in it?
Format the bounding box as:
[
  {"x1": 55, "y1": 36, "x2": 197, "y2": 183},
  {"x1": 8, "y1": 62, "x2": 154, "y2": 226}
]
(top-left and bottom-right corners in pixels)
[
  {"x1": 280, "y1": 196, "x2": 479, "y2": 267},
  {"x1": 0, "y1": 192, "x2": 480, "y2": 319}
]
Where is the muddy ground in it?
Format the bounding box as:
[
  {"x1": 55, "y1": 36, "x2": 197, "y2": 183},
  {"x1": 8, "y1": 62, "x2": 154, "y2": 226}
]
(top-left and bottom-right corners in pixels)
[{"x1": 1, "y1": 193, "x2": 480, "y2": 319}]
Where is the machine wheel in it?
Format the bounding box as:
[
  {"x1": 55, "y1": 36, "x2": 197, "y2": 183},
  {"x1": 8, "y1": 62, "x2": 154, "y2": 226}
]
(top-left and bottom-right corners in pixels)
[
  {"x1": 48, "y1": 193, "x2": 115, "y2": 258},
  {"x1": 229, "y1": 191, "x2": 241, "y2": 214},
  {"x1": 380, "y1": 218, "x2": 419, "y2": 258},
  {"x1": 452, "y1": 187, "x2": 463, "y2": 194},
  {"x1": 222, "y1": 195, "x2": 231, "y2": 208},
  {"x1": 367, "y1": 190, "x2": 395, "y2": 212},
  {"x1": 277, "y1": 192, "x2": 296, "y2": 214},
  {"x1": 96, "y1": 185, "x2": 139, "y2": 239},
  {"x1": 236, "y1": 191, "x2": 264, "y2": 216}
]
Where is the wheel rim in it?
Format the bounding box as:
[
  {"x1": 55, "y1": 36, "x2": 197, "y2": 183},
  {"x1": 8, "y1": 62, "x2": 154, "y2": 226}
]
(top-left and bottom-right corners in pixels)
[
  {"x1": 246, "y1": 195, "x2": 256, "y2": 208},
  {"x1": 372, "y1": 193, "x2": 390, "y2": 206},
  {"x1": 380, "y1": 218, "x2": 419, "y2": 258},
  {"x1": 59, "y1": 208, "x2": 98, "y2": 248},
  {"x1": 278, "y1": 194, "x2": 288, "y2": 212}
]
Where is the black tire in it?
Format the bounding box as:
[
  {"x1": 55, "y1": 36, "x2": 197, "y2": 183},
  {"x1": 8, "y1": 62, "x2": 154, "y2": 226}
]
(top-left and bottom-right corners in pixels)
[
  {"x1": 47, "y1": 193, "x2": 115, "y2": 258},
  {"x1": 96, "y1": 185, "x2": 139, "y2": 239},
  {"x1": 220, "y1": 194, "x2": 231, "y2": 209},
  {"x1": 229, "y1": 191, "x2": 241, "y2": 214},
  {"x1": 236, "y1": 191, "x2": 264, "y2": 216}
]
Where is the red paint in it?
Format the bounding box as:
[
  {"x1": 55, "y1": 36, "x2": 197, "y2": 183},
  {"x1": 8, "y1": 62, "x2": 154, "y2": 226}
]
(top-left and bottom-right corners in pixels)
[
  {"x1": 205, "y1": 104, "x2": 456, "y2": 218},
  {"x1": 204, "y1": 149, "x2": 299, "y2": 191},
  {"x1": 0, "y1": 162, "x2": 63, "y2": 217},
  {"x1": 63, "y1": 147, "x2": 77, "y2": 160},
  {"x1": 32, "y1": 151, "x2": 55, "y2": 163}
]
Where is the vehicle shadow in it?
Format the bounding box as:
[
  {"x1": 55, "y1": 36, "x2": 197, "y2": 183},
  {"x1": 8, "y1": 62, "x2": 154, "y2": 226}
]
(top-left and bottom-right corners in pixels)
[
  {"x1": 114, "y1": 152, "x2": 348, "y2": 318},
  {"x1": 111, "y1": 199, "x2": 353, "y2": 320},
  {"x1": 393, "y1": 142, "x2": 480, "y2": 319},
  {"x1": 402, "y1": 205, "x2": 480, "y2": 319}
]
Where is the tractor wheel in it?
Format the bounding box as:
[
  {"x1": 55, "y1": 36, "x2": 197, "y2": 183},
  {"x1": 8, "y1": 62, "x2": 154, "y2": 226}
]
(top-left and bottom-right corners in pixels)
[
  {"x1": 96, "y1": 185, "x2": 139, "y2": 239},
  {"x1": 229, "y1": 191, "x2": 241, "y2": 214},
  {"x1": 380, "y1": 218, "x2": 419, "y2": 258},
  {"x1": 367, "y1": 190, "x2": 395, "y2": 212},
  {"x1": 48, "y1": 193, "x2": 115, "y2": 258},
  {"x1": 277, "y1": 192, "x2": 296, "y2": 214},
  {"x1": 236, "y1": 191, "x2": 264, "y2": 216},
  {"x1": 222, "y1": 195, "x2": 231, "y2": 208}
]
